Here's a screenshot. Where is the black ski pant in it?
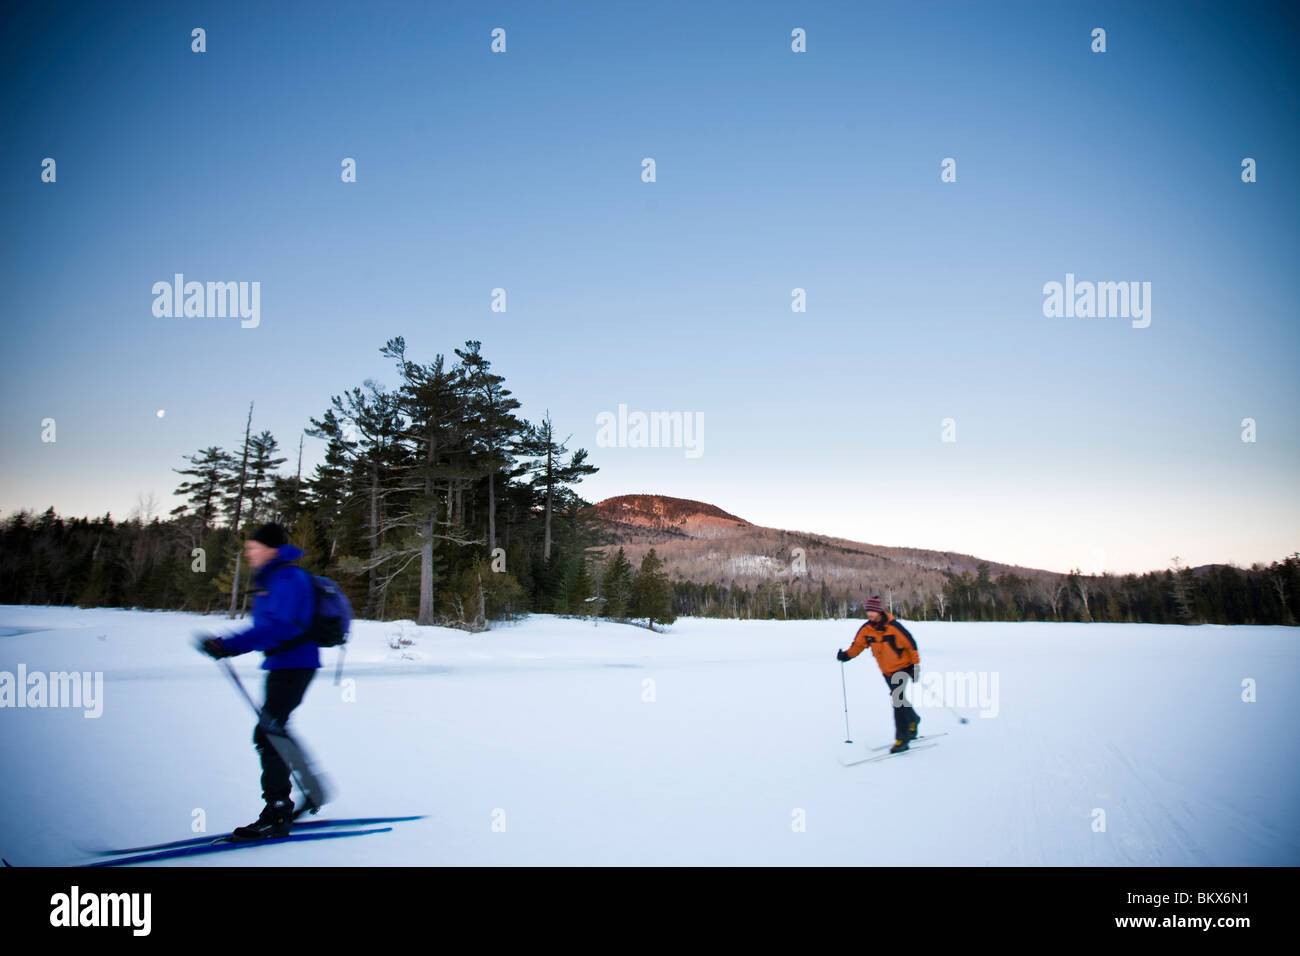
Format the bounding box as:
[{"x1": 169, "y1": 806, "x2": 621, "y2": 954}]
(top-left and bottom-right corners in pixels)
[
  {"x1": 253, "y1": 668, "x2": 316, "y2": 803},
  {"x1": 883, "y1": 665, "x2": 919, "y2": 742}
]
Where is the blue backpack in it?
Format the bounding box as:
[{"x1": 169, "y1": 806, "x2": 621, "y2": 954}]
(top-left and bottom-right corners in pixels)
[
  {"x1": 294, "y1": 570, "x2": 353, "y2": 648},
  {"x1": 269, "y1": 568, "x2": 353, "y2": 681}
]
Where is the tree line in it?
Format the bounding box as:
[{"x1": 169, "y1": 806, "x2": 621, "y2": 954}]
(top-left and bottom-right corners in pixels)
[
  {"x1": 0, "y1": 338, "x2": 674, "y2": 630},
  {"x1": 668, "y1": 555, "x2": 1300, "y2": 625}
]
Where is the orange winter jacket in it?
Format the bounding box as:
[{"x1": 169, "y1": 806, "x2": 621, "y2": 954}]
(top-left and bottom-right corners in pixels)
[{"x1": 845, "y1": 613, "x2": 920, "y2": 676}]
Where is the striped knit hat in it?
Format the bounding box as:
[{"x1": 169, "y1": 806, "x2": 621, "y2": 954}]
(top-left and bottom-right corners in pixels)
[{"x1": 864, "y1": 596, "x2": 885, "y2": 615}]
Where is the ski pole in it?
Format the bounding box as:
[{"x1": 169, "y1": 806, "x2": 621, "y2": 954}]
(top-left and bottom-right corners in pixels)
[
  {"x1": 219, "y1": 658, "x2": 262, "y2": 715},
  {"x1": 840, "y1": 661, "x2": 852, "y2": 743},
  {"x1": 217, "y1": 659, "x2": 315, "y2": 808},
  {"x1": 917, "y1": 664, "x2": 969, "y2": 725}
]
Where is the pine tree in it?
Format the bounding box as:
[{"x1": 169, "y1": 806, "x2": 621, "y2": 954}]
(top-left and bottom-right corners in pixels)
[
  {"x1": 303, "y1": 419, "x2": 354, "y2": 562},
  {"x1": 568, "y1": 553, "x2": 593, "y2": 615},
  {"x1": 455, "y1": 340, "x2": 524, "y2": 555},
  {"x1": 308, "y1": 380, "x2": 406, "y2": 618},
  {"x1": 632, "y1": 548, "x2": 674, "y2": 629},
  {"x1": 523, "y1": 412, "x2": 598, "y2": 562},
  {"x1": 170, "y1": 446, "x2": 232, "y2": 535},
  {"x1": 244, "y1": 430, "x2": 287, "y2": 527},
  {"x1": 380, "y1": 338, "x2": 484, "y2": 625},
  {"x1": 602, "y1": 547, "x2": 634, "y2": 619}
]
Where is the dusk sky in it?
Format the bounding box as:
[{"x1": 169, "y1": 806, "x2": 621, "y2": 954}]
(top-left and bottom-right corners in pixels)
[{"x1": 2, "y1": 0, "x2": 1296, "y2": 575}]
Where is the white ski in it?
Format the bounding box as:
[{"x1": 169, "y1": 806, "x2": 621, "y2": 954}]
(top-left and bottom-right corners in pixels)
[
  {"x1": 869, "y1": 732, "x2": 948, "y2": 752},
  {"x1": 840, "y1": 741, "x2": 940, "y2": 766}
]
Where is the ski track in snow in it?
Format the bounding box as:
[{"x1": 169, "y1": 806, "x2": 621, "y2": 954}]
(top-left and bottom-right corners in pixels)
[{"x1": 0, "y1": 607, "x2": 1296, "y2": 866}]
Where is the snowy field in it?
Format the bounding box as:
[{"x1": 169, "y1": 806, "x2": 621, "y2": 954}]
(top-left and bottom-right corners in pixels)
[{"x1": 0, "y1": 606, "x2": 1296, "y2": 866}]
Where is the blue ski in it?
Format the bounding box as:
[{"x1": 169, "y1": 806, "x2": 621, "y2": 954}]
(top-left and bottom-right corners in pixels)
[
  {"x1": 94, "y1": 815, "x2": 426, "y2": 856},
  {"x1": 85, "y1": 826, "x2": 392, "y2": 867}
]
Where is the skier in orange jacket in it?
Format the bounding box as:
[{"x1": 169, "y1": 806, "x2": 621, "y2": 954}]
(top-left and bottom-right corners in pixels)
[{"x1": 837, "y1": 596, "x2": 921, "y2": 753}]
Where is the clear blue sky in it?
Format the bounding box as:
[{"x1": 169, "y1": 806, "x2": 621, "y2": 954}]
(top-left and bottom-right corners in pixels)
[{"x1": 2, "y1": 0, "x2": 1297, "y2": 574}]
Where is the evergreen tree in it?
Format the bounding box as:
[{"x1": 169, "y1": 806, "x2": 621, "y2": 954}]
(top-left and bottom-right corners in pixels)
[
  {"x1": 602, "y1": 547, "x2": 634, "y2": 619},
  {"x1": 303, "y1": 420, "x2": 355, "y2": 563},
  {"x1": 244, "y1": 430, "x2": 287, "y2": 527},
  {"x1": 307, "y1": 381, "x2": 407, "y2": 618},
  {"x1": 523, "y1": 412, "x2": 598, "y2": 562},
  {"x1": 568, "y1": 554, "x2": 594, "y2": 615},
  {"x1": 170, "y1": 446, "x2": 232, "y2": 535},
  {"x1": 632, "y1": 548, "x2": 674, "y2": 629},
  {"x1": 455, "y1": 340, "x2": 524, "y2": 555},
  {"x1": 379, "y1": 337, "x2": 486, "y2": 625}
]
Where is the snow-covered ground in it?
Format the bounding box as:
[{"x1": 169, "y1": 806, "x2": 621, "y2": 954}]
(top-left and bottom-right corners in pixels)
[{"x1": 0, "y1": 606, "x2": 1296, "y2": 866}]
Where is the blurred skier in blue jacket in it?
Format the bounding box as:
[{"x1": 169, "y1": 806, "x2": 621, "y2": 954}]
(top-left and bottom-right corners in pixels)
[{"x1": 198, "y1": 522, "x2": 320, "y2": 839}]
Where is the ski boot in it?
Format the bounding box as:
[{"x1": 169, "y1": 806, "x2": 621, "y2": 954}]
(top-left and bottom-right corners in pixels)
[
  {"x1": 907, "y1": 713, "x2": 921, "y2": 741},
  {"x1": 230, "y1": 798, "x2": 294, "y2": 842},
  {"x1": 889, "y1": 739, "x2": 910, "y2": 754}
]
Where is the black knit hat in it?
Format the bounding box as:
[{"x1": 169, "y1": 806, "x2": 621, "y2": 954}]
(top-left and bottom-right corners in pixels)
[{"x1": 249, "y1": 522, "x2": 289, "y2": 549}]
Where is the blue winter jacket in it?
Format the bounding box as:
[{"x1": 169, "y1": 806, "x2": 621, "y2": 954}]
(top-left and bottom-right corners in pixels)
[{"x1": 222, "y1": 544, "x2": 321, "y2": 670}]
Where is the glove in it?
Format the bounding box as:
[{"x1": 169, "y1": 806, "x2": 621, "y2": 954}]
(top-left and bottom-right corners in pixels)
[
  {"x1": 836, "y1": 649, "x2": 850, "y2": 662},
  {"x1": 197, "y1": 634, "x2": 234, "y2": 659}
]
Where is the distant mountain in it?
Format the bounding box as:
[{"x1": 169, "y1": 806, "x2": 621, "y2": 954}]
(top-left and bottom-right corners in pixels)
[
  {"x1": 586, "y1": 494, "x2": 1063, "y2": 608},
  {"x1": 593, "y1": 494, "x2": 751, "y2": 538}
]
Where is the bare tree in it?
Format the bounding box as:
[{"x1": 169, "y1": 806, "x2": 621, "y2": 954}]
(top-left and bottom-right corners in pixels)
[
  {"x1": 293, "y1": 433, "x2": 304, "y2": 505},
  {"x1": 128, "y1": 491, "x2": 158, "y2": 525},
  {"x1": 1169, "y1": 556, "x2": 1194, "y2": 622},
  {"x1": 1072, "y1": 569, "x2": 1092, "y2": 622},
  {"x1": 227, "y1": 402, "x2": 254, "y2": 618},
  {"x1": 1272, "y1": 571, "x2": 1295, "y2": 625},
  {"x1": 1035, "y1": 575, "x2": 1067, "y2": 620}
]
